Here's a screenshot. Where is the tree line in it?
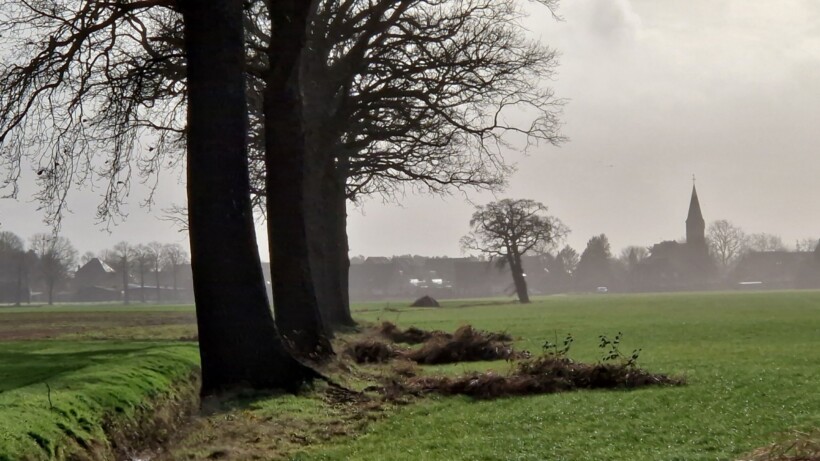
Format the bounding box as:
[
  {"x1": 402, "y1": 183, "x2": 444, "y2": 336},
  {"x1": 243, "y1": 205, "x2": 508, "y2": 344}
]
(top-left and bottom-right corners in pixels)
[
  {"x1": 0, "y1": 229, "x2": 188, "y2": 305},
  {"x1": 0, "y1": 0, "x2": 564, "y2": 393}
]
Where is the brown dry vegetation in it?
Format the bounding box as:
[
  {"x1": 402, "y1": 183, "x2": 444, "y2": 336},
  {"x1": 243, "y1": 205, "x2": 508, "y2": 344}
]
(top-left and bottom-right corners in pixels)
[
  {"x1": 0, "y1": 310, "x2": 197, "y2": 340},
  {"x1": 406, "y1": 356, "x2": 683, "y2": 399},
  {"x1": 738, "y1": 431, "x2": 820, "y2": 461},
  {"x1": 403, "y1": 324, "x2": 520, "y2": 364}
]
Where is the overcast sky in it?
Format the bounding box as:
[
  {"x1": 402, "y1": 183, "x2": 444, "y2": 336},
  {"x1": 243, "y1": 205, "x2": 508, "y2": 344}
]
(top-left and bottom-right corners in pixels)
[{"x1": 2, "y1": 0, "x2": 820, "y2": 259}]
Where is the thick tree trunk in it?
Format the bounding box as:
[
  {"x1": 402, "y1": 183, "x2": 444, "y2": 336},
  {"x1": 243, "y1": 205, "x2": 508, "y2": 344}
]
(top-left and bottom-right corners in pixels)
[
  {"x1": 508, "y1": 254, "x2": 530, "y2": 303},
  {"x1": 263, "y1": 0, "x2": 333, "y2": 360},
  {"x1": 180, "y1": 0, "x2": 316, "y2": 394},
  {"x1": 320, "y1": 169, "x2": 354, "y2": 327}
]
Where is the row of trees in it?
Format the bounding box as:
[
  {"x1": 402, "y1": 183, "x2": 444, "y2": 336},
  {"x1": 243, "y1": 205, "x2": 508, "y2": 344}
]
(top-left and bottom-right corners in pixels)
[
  {"x1": 0, "y1": 231, "x2": 76, "y2": 305},
  {"x1": 707, "y1": 220, "x2": 818, "y2": 272},
  {"x1": 0, "y1": 229, "x2": 189, "y2": 305},
  {"x1": 459, "y1": 199, "x2": 820, "y2": 301},
  {"x1": 0, "y1": 0, "x2": 565, "y2": 392}
]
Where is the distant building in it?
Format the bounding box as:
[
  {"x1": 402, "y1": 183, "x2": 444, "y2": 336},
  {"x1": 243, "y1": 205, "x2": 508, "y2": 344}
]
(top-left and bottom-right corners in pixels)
[
  {"x1": 633, "y1": 183, "x2": 716, "y2": 292},
  {"x1": 73, "y1": 258, "x2": 121, "y2": 302}
]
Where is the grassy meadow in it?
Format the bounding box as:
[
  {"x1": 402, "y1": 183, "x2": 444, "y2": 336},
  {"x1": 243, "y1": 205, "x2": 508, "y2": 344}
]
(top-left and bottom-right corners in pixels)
[
  {"x1": 1, "y1": 291, "x2": 819, "y2": 460},
  {"x1": 295, "y1": 291, "x2": 820, "y2": 461},
  {"x1": 0, "y1": 304, "x2": 200, "y2": 460}
]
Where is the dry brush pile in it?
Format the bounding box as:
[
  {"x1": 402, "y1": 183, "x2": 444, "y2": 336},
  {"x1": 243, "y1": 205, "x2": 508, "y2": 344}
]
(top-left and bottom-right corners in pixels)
[{"x1": 342, "y1": 321, "x2": 683, "y2": 400}]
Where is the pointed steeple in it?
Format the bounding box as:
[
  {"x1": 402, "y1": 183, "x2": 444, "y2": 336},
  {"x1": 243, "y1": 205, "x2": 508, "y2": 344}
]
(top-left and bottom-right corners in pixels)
[{"x1": 686, "y1": 184, "x2": 706, "y2": 248}]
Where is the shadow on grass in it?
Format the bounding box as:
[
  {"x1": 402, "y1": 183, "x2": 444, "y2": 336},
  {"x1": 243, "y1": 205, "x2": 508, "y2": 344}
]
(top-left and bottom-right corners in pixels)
[{"x1": 0, "y1": 345, "x2": 161, "y2": 392}]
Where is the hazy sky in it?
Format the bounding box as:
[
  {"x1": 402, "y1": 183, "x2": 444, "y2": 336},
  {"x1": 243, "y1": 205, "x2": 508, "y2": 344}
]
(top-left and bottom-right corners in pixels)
[{"x1": 2, "y1": 0, "x2": 820, "y2": 259}]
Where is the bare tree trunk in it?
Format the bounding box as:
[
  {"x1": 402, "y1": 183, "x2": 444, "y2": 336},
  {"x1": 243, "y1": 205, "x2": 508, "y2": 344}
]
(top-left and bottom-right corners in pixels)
[
  {"x1": 139, "y1": 265, "x2": 146, "y2": 303},
  {"x1": 321, "y1": 168, "x2": 354, "y2": 327},
  {"x1": 508, "y1": 253, "x2": 530, "y2": 304},
  {"x1": 155, "y1": 267, "x2": 161, "y2": 303},
  {"x1": 47, "y1": 280, "x2": 54, "y2": 306},
  {"x1": 14, "y1": 256, "x2": 23, "y2": 306},
  {"x1": 264, "y1": 0, "x2": 333, "y2": 360},
  {"x1": 122, "y1": 259, "x2": 130, "y2": 305},
  {"x1": 180, "y1": 0, "x2": 316, "y2": 394}
]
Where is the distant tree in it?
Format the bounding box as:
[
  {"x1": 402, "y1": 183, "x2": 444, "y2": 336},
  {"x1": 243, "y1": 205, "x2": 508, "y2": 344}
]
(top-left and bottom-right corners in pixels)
[
  {"x1": 795, "y1": 238, "x2": 819, "y2": 252},
  {"x1": 576, "y1": 234, "x2": 613, "y2": 290},
  {"x1": 618, "y1": 246, "x2": 649, "y2": 271},
  {"x1": 162, "y1": 243, "x2": 188, "y2": 295},
  {"x1": 746, "y1": 233, "x2": 786, "y2": 252},
  {"x1": 146, "y1": 241, "x2": 165, "y2": 302},
  {"x1": 30, "y1": 234, "x2": 77, "y2": 305},
  {"x1": 106, "y1": 242, "x2": 136, "y2": 305},
  {"x1": 707, "y1": 220, "x2": 747, "y2": 271},
  {"x1": 544, "y1": 245, "x2": 578, "y2": 293},
  {"x1": 461, "y1": 199, "x2": 568, "y2": 303},
  {"x1": 0, "y1": 231, "x2": 30, "y2": 305},
  {"x1": 133, "y1": 245, "x2": 153, "y2": 303}
]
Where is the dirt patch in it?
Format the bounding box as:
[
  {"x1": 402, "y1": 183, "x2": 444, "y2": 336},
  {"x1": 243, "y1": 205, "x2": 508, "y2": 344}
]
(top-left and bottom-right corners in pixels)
[
  {"x1": 404, "y1": 325, "x2": 520, "y2": 365},
  {"x1": 738, "y1": 430, "x2": 820, "y2": 461},
  {"x1": 0, "y1": 311, "x2": 197, "y2": 341},
  {"x1": 406, "y1": 356, "x2": 683, "y2": 399}
]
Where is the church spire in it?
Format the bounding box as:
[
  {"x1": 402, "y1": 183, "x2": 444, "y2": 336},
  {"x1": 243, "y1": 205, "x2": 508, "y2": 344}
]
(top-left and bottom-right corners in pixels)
[{"x1": 686, "y1": 183, "x2": 706, "y2": 248}]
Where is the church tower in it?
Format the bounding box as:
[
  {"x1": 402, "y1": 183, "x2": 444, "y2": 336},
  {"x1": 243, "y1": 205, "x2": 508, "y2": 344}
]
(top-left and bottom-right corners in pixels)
[{"x1": 686, "y1": 184, "x2": 706, "y2": 249}]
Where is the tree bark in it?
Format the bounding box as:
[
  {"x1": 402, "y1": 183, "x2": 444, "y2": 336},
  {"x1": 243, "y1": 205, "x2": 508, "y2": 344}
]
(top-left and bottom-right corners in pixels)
[
  {"x1": 320, "y1": 166, "x2": 355, "y2": 327},
  {"x1": 508, "y1": 253, "x2": 530, "y2": 303},
  {"x1": 263, "y1": 0, "x2": 333, "y2": 360},
  {"x1": 180, "y1": 0, "x2": 316, "y2": 394}
]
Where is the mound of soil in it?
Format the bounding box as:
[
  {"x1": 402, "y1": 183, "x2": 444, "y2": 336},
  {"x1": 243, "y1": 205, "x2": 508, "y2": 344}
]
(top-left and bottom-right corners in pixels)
[
  {"x1": 344, "y1": 340, "x2": 400, "y2": 364},
  {"x1": 407, "y1": 356, "x2": 684, "y2": 399},
  {"x1": 410, "y1": 295, "x2": 440, "y2": 307},
  {"x1": 404, "y1": 325, "x2": 520, "y2": 365}
]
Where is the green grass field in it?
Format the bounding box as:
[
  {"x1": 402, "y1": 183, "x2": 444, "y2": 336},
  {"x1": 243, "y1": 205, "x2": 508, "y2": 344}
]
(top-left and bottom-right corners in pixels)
[
  {"x1": 0, "y1": 303, "x2": 200, "y2": 461},
  {"x1": 1, "y1": 291, "x2": 819, "y2": 460},
  {"x1": 295, "y1": 291, "x2": 820, "y2": 461}
]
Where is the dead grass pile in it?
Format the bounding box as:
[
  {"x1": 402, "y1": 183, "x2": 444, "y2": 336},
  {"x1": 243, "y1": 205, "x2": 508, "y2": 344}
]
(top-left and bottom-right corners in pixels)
[
  {"x1": 407, "y1": 356, "x2": 684, "y2": 399},
  {"x1": 738, "y1": 431, "x2": 820, "y2": 461},
  {"x1": 376, "y1": 321, "x2": 441, "y2": 344},
  {"x1": 404, "y1": 325, "x2": 520, "y2": 365},
  {"x1": 344, "y1": 340, "x2": 400, "y2": 364},
  {"x1": 376, "y1": 321, "x2": 513, "y2": 347}
]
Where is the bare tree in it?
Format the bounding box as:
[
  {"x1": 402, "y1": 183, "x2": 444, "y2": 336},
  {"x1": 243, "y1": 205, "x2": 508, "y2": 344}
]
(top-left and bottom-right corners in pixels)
[
  {"x1": 146, "y1": 241, "x2": 165, "y2": 302},
  {"x1": 30, "y1": 233, "x2": 77, "y2": 305},
  {"x1": 707, "y1": 220, "x2": 747, "y2": 271},
  {"x1": 461, "y1": 199, "x2": 567, "y2": 303},
  {"x1": 162, "y1": 242, "x2": 188, "y2": 295},
  {"x1": 795, "y1": 238, "x2": 819, "y2": 252},
  {"x1": 0, "y1": 0, "x2": 318, "y2": 392},
  {"x1": 133, "y1": 244, "x2": 153, "y2": 303},
  {"x1": 179, "y1": 0, "x2": 318, "y2": 391},
  {"x1": 106, "y1": 242, "x2": 136, "y2": 305},
  {"x1": 618, "y1": 246, "x2": 649, "y2": 271},
  {"x1": 281, "y1": 0, "x2": 565, "y2": 328},
  {"x1": 746, "y1": 233, "x2": 786, "y2": 252},
  {"x1": 0, "y1": 231, "x2": 30, "y2": 305}
]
